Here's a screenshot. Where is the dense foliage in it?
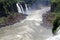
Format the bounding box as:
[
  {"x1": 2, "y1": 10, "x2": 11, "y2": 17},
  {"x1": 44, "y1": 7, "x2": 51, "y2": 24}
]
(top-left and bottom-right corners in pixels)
[
  {"x1": 51, "y1": 0, "x2": 60, "y2": 34},
  {"x1": 0, "y1": 0, "x2": 21, "y2": 13},
  {"x1": 52, "y1": 17, "x2": 60, "y2": 34}
]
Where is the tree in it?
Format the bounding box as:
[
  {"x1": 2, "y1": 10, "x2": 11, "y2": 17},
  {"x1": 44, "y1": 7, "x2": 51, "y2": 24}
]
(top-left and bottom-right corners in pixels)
[
  {"x1": 52, "y1": 17, "x2": 60, "y2": 34},
  {"x1": 0, "y1": 0, "x2": 21, "y2": 14}
]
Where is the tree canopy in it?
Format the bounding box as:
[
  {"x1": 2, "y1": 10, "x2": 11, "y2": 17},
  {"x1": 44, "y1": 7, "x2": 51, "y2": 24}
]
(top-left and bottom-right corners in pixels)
[{"x1": 51, "y1": 0, "x2": 60, "y2": 3}]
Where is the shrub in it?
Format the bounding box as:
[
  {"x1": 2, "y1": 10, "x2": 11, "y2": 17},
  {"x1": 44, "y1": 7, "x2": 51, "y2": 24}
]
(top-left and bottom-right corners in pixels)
[{"x1": 52, "y1": 17, "x2": 60, "y2": 34}]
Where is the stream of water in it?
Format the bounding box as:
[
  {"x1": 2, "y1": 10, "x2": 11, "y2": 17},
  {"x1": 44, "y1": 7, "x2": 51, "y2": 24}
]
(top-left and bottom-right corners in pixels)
[
  {"x1": 0, "y1": 0, "x2": 56, "y2": 40},
  {"x1": 16, "y1": 2, "x2": 29, "y2": 15}
]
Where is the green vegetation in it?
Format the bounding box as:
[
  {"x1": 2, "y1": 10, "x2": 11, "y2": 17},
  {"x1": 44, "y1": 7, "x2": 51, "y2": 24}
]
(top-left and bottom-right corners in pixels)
[
  {"x1": 0, "y1": 0, "x2": 37, "y2": 24},
  {"x1": 0, "y1": 17, "x2": 7, "y2": 23},
  {"x1": 52, "y1": 17, "x2": 60, "y2": 34},
  {"x1": 0, "y1": 0, "x2": 37, "y2": 13},
  {"x1": 0, "y1": 0, "x2": 21, "y2": 13},
  {"x1": 51, "y1": 0, "x2": 60, "y2": 34},
  {"x1": 51, "y1": 0, "x2": 60, "y2": 2},
  {"x1": 0, "y1": 0, "x2": 21, "y2": 24}
]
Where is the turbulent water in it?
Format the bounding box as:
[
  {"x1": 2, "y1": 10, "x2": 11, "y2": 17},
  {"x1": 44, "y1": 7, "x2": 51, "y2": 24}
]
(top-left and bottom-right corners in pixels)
[
  {"x1": 0, "y1": 6, "x2": 53, "y2": 40},
  {"x1": 0, "y1": 0, "x2": 53, "y2": 40},
  {"x1": 46, "y1": 34, "x2": 60, "y2": 40},
  {"x1": 46, "y1": 28, "x2": 60, "y2": 40}
]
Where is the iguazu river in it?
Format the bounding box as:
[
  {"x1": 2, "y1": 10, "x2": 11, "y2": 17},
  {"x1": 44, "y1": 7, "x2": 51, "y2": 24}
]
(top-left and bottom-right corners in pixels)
[{"x1": 0, "y1": 0, "x2": 57, "y2": 40}]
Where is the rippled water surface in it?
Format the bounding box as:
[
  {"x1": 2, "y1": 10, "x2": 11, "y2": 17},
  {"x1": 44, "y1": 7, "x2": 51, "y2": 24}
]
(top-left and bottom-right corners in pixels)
[{"x1": 0, "y1": 6, "x2": 53, "y2": 40}]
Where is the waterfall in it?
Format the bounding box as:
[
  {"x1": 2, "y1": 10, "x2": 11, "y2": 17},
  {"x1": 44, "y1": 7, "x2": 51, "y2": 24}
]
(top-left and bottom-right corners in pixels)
[
  {"x1": 25, "y1": 4, "x2": 29, "y2": 14},
  {"x1": 16, "y1": 3, "x2": 22, "y2": 13},
  {"x1": 16, "y1": 2, "x2": 29, "y2": 15},
  {"x1": 20, "y1": 4, "x2": 25, "y2": 14}
]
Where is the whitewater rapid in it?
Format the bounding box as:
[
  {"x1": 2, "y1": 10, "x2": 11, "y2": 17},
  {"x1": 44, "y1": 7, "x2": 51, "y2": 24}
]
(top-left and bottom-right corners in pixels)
[
  {"x1": 0, "y1": 6, "x2": 52, "y2": 40},
  {"x1": 46, "y1": 34, "x2": 60, "y2": 40}
]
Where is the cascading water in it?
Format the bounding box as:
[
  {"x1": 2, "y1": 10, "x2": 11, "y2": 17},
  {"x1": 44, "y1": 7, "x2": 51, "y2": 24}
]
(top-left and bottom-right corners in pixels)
[
  {"x1": 16, "y1": 3, "x2": 22, "y2": 13},
  {"x1": 20, "y1": 3, "x2": 25, "y2": 14},
  {"x1": 25, "y1": 4, "x2": 29, "y2": 14},
  {"x1": 16, "y1": 2, "x2": 29, "y2": 15}
]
